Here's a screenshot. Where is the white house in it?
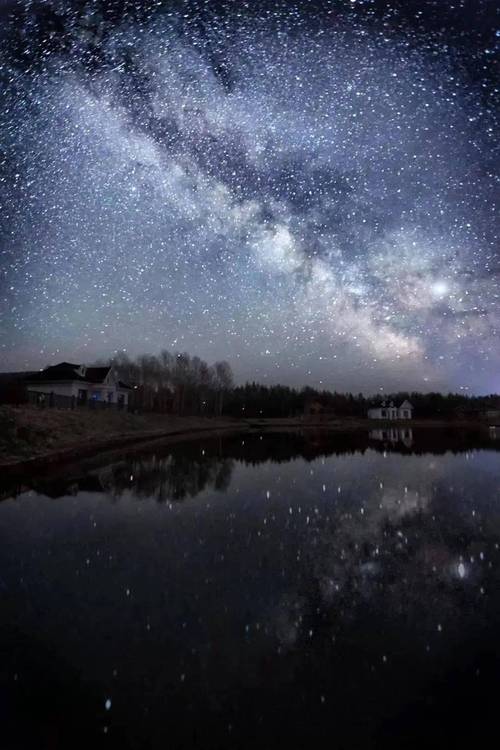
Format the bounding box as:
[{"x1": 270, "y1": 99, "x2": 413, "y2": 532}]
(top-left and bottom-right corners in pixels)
[
  {"x1": 24, "y1": 362, "x2": 131, "y2": 406},
  {"x1": 367, "y1": 400, "x2": 413, "y2": 420}
]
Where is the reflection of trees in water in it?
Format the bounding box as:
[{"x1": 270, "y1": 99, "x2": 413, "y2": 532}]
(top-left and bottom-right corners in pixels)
[
  {"x1": 2, "y1": 428, "x2": 499, "y2": 503},
  {"x1": 102, "y1": 432, "x2": 371, "y2": 503},
  {"x1": 106, "y1": 453, "x2": 235, "y2": 502}
]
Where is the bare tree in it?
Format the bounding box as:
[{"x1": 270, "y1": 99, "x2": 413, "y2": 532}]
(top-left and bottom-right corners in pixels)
[
  {"x1": 107, "y1": 349, "x2": 234, "y2": 417},
  {"x1": 214, "y1": 361, "x2": 234, "y2": 416}
]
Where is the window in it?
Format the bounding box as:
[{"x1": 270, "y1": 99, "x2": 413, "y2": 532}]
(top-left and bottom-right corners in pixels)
[{"x1": 381, "y1": 410, "x2": 387, "y2": 417}]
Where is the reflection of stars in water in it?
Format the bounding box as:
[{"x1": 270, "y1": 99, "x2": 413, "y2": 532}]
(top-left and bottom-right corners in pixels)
[{"x1": 0, "y1": 2, "x2": 498, "y2": 392}]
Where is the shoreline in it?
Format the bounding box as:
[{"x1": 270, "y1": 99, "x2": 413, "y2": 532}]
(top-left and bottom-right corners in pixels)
[
  {"x1": 0, "y1": 419, "x2": 242, "y2": 474},
  {"x1": 0, "y1": 404, "x2": 494, "y2": 476}
]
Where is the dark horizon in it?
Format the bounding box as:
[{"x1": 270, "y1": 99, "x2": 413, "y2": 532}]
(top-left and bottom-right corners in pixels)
[{"x1": 2, "y1": 348, "x2": 500, "y2": 401}]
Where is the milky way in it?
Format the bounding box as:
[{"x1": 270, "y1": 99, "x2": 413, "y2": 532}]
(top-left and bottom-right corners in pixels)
[{"x1": 0, "y1": 1, "x2": 498, "y2": 392}]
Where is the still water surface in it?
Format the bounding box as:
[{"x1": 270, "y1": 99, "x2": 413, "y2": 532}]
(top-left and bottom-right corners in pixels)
[{"x1": 1, "y1": 429, "x2": 500, "y2": 749}]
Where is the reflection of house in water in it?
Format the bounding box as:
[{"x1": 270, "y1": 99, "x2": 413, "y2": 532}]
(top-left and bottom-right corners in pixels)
[{"x1": 369, "y1": 427, "x2": 414, "y2": 448}]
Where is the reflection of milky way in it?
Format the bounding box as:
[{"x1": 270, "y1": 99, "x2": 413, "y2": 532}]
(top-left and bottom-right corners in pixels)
[{"x1": 0, "y1": 2, "x2": 498, "y2": 391}]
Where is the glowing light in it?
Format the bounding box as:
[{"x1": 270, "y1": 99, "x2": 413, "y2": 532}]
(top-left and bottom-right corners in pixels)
[{"x1": 431, "y1": 281, "x2": 449, "y2": 297}]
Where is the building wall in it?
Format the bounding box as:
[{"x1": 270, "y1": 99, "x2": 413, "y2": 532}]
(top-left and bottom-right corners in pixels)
[
  {"x1": 368, "y1": 408, "x2": 398, "y2": 420},
  {"x1": 94, "y1": 386, "x2": 129, "y2": 405},
  {"x1": 27, "y1": 381, "x2": 129, "y2": 405},
  {"x1": 27, "y1": 381, "x2": 83, "y2": 398},
  {"x1": 397, "y1": 408, "x2": 412, "y2": 419},
  {"x1": 117, "y1": 390, "x2": 129, "y2": 406},
  {"x1": 88, "y1": 385, "x2": 115, "y2": 402}
]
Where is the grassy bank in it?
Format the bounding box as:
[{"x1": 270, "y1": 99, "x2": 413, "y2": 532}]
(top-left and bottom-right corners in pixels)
[
  {"x1": 0, "y1": 405, "x2": 490, "y2": 471},
  {"x1": 0, "y1": 405, "x2": 242, "y2": 469}
]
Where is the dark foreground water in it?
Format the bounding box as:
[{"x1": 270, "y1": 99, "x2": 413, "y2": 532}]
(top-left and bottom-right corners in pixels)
[{"x1": 1, "y1": 428, "x2": 500, "y2": 749}]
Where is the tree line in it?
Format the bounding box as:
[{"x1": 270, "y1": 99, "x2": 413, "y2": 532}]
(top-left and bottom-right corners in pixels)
[
  {"x1": 104, "y1": 350, "x2": 499, "y2": 420},
  {"x1": 223, "y1": 384, "x2": 500, "y2": 419},
  {"x1": 1, "y1": 348, "x2": 498, "y2": 419},
  {"x1": 105, "y1": 350, "x2": 234, "y2": 416}
]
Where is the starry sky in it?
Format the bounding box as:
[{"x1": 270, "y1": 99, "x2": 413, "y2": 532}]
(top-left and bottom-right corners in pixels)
[{"x1": 0, "y1": 0, "x2": 498, "y2": 392}]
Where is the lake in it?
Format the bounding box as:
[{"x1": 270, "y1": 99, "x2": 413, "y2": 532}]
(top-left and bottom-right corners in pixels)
[{"x1": 1, "y1": 428, "x2": 500, "y2": 749}]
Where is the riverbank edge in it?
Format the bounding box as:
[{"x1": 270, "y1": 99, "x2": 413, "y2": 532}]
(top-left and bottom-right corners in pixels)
[
  {"x1": 0, "y1": 421, "x2": 243, "y2": 475},
  {"x1": 0, "y1": 414, "x2": 486, "y2": 477}
]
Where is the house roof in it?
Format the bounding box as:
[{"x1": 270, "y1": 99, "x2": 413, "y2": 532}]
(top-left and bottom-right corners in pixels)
[
  {"x1": 85, "y1": 367, "x2": 111, "y2": 383},
  {"x1": 52, "y1": 361, "x2": 81, "y2": 369},
  {"x1": 25, "y1": 362, "x2": 112, "y2": 385},
  {"x1": 369, "y1": 400, "x2": 413, "y2": 410},
  {"x1": 25, "y1": 366, "x2": 87, "y2": 383}
]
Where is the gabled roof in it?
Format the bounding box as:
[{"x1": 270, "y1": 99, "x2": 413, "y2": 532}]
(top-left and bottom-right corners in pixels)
[
  {"x1": 85, "y1": 367, "x2": 112, "y2": 383},
  {"x1": 25, "y1": 365, "x2": 87, "y2": 383},
  {"x1": 25, "y1": 362, "x2": 112, "y2": 385},
  {"x1": 370, "y1": 399, "x2": 413, "y2": 410},
  {"x1": 50, "y1": 361, "x2": 81, "y2": 369}
]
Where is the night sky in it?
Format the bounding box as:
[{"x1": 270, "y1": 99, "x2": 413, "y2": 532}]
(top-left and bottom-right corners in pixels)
[{"x1": 0, "y1": 0, "x2": 498, "y2": 392}]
